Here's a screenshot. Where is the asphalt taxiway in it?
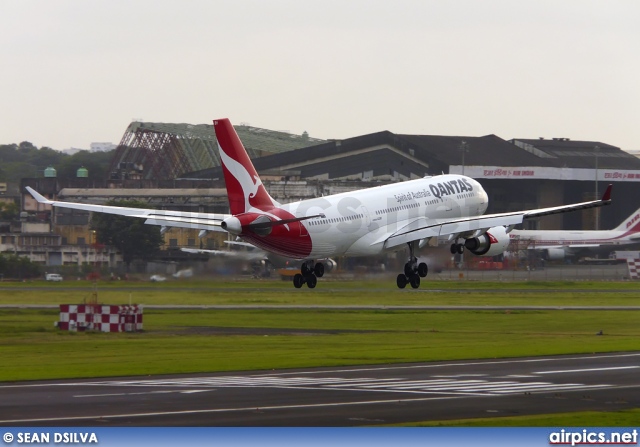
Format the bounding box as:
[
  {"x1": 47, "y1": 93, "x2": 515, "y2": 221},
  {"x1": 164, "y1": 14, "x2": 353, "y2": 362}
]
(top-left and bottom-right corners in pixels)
[{"x1": 1, "y1": 352, "x2": 638, "y2": 426}]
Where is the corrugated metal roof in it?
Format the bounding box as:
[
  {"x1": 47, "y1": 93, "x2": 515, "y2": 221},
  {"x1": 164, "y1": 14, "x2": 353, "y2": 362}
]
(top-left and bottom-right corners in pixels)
[
  {"x1": 112, "y1": 122, "x2": 326, "y2": 180},
  {"x1": 511, "y1": 138, "x2": 640, "y2": 169}
]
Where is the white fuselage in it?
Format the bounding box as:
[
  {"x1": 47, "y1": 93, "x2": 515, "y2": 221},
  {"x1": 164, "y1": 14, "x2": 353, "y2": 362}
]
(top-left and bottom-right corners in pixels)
[
  {"x1": 281, "y1": 174, "x2": 488, "y2": 258},
  {"x1": 510, "y1": 228, "x2": 639, "y2": 249}
]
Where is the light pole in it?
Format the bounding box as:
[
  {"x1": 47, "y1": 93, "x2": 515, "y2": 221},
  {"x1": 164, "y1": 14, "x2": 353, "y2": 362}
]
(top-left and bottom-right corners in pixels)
[
  {"x1": 91, "y1": 230, "x2": 96, "y2": 265},
  {"x1": 594, "y1": 146, "x2": 600, "y2": 230},
  {"x1": 459, "y1": 141, "x2": 469, "y2": 175},
  {"x1": 457, "y1": 140, "x2": 470, "y2": 268}
]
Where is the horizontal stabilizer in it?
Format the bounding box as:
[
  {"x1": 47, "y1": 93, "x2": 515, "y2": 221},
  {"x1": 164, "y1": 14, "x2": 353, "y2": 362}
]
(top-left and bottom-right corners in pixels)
[{"x1": 248, "y1": 213, "x2": 326, "y2": 231}]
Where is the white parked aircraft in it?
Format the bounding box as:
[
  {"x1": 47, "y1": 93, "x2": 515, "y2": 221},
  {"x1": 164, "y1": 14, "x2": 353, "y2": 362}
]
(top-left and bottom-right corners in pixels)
[
  {"x1": 26, "y1": 118, "x2": 612, "y2": 289},
  {"x1": 509, "y1": 207, "x2": 640, "y2": 260}
]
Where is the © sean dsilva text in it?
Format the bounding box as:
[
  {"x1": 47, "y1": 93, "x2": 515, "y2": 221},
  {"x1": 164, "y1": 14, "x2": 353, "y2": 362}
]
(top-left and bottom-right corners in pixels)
[{"x1": 6, "y1": 432, "x2": 98, "y2": 444}]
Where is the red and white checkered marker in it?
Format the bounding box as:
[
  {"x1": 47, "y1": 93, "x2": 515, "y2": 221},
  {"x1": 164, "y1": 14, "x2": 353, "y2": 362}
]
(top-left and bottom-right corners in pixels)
[
  {"x1": 57, "y1": 304, "x2": 143, "y2": 332},
  {"x1": 626, "y1": 259, "x2": 640, "y2": 279}
]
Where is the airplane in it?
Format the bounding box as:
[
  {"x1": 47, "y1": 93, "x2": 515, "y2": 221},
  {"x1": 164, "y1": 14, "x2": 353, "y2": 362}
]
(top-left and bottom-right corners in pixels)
[
  {"x1": 26, "y1": 118, "x2": 613, "y2": 289},
  {"x1": 508, "y1": 207, "x2": 640, "y2": 260}
]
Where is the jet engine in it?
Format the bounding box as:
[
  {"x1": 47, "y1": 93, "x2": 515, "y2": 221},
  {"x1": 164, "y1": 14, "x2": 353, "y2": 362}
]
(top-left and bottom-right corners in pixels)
[
  {"x1": 323, "y1": 258, "x2": 337, "y2": 273},
  {"x1": 464, "y1": 226, "x2": 510, "y2": 256},
  {"x1": 544, "y1": 248, "x2": 566, "y2": 260},
  {"x1": 221, "y1": 216, "x2": 243, "y2": 235},
  {"x1": 221, "y1": 214, "x2": 272, "y2": 237}
]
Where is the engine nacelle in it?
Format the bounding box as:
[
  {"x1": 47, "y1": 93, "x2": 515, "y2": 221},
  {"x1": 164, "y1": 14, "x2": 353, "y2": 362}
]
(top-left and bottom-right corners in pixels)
[
  {"x1": 323, "y1": 258, "x2": 337, "y2": 273},
  {"x1": 544, "y1": 248, "x2": 566, "y2": 260},
  {"x1": 221, "y1": 216, "x2": 242, "y2": 235},
  {"x1": 464, "y1": 226, "x2": 510, "y2": 256},
  {"x1": 221, "y1": 214, "x2": 273, "y2": 237}
]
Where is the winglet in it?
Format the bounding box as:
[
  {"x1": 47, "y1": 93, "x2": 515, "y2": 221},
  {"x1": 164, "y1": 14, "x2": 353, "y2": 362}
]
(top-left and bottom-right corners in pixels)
[
  {"x1": 25, "y1": 186, "x2": 54, "y2": 204},
  {"x1": 601, "y1": 184, "x2": 613, "y2": 202}
]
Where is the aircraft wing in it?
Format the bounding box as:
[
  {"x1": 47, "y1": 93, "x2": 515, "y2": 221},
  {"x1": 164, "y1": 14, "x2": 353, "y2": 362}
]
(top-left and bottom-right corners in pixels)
[
  {"x1": 383, "y1": 184, "x2": 612, "y2": 249},
  {"x1": 526, "y1": 244, "x2": 601, "y2": 250},
  {"x1": 225, "y1": 240, "x2": 259, "y2": 248},
  {"x1": 181, "y1": 248, "x2": 232, "y2": 255},
  {"x1": 181, "y1": 247, "x2": 267, "y2": 261},
  {"x1": 26, "y1": 187, "x2": 230, "y2": 232}
]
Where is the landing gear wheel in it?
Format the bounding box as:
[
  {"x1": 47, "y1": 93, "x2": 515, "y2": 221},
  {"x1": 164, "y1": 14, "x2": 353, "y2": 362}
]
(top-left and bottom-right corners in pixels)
[
  {"x1": 306, "y1": 274, "x2": 317, "y2": 289},
  {"x1": 396, "y1": 274, "x2": 408, "y2": 289},
  {"x1": 417, "y1": 262, "x2": 428, "y2": 278},
  {"x1": 314, "y1": 262, "x2": 325, "y2": 278},
  {"x1": 293, "y1": 273, "x2": 305, "y2": 289},
  {"x1": 450, "y1": 243, "x2": 464, "y2": 254},
  {"x1": 301, "y1": 263, "x2": 311, "y2": 275},
  {"x1": 404, "y1": 262, "x2": 415, "y2": 277},
  {"x1": 399, "y1": 242, "x2": 423, "y2": 289},
  {"x1": 409, "y1": 274, "x2": 420, "y2": 289}
]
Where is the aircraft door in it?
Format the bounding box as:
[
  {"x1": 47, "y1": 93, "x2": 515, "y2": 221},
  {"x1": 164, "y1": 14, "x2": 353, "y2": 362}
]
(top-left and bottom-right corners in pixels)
[{"x1": 358, "y1": 205, "x2": 371, "y2": 229}]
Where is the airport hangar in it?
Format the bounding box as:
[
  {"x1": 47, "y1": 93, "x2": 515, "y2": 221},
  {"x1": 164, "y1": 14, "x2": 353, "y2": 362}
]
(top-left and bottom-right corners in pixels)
[{"x1": 184, "y1": 128, "x2": 640, "y2": 232}]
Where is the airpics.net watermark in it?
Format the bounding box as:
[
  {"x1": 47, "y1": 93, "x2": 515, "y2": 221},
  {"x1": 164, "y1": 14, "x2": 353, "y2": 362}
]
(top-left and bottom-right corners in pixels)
[
  {"x1": 549, "y1": 429, "x2": 638, "y2": 446},
  {"x1": 3, "y1": 432, "x2": 98, "y2": 444}
]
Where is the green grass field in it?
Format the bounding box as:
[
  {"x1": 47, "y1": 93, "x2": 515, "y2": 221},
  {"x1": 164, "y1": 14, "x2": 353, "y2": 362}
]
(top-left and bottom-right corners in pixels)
[
  {"x1": 402, "y1": 409, "x2": 640, "y2": 427},
  {"x1": 1, "y1": 278, "x2": 638, "y2": 426},
  {"x1": 1, "y1": 278, "x2": 640, "y2": 306}
]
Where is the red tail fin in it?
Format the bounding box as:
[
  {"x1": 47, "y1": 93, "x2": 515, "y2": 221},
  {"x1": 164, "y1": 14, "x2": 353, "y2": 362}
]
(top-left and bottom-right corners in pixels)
[
  {"x1": 615, "y1": 207, "x2": 640, "y2": 232},
  {"x1": 214, "y1": 119, "x2": 279, "y2": 215}
]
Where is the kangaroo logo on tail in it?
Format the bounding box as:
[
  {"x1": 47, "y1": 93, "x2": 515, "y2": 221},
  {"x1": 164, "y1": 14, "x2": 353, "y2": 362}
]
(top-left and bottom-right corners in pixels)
[{"x1": 214, "y1": 119, "x2": 279, "y2": 215}]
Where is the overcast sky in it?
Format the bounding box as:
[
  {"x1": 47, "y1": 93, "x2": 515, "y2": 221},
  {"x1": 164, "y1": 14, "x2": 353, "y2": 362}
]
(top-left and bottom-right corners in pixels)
[{"x1": 1, "y1": 0, "x2": 639, "y2": 151}]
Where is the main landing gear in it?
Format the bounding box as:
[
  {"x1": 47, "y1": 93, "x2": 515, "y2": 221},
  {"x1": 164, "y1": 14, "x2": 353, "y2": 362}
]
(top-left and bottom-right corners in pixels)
[
  {"x1": 293, "y1": 260, "x2": 325, "y2": 289},
  {"x1": 397, "y1": 241, "x2": 429, "y2": 289},
  {"x1": 450, "y1": 241, "x2": 465, "y2": 254}
]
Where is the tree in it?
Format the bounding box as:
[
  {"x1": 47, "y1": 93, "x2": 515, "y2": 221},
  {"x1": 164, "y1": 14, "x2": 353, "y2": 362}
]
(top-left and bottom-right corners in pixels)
[
  {"x1": 0, "y1": 142, "x2": 114, "y2": 183},
  {"x1": 30, "y1": 146, "x2": 65, "y2": 168},
  {"x1": 0, "y1": 201, "x2": 19, "y2": 220},
  {"x1": 57, "y1": 149, "x2": 114, "y2": 180},
  {"x1": 90, "y1": 200, "x2": 164, "y2": 268},
  {"x1": 0, "y1": 253, "x2": 42, "y2": 279},
  {"x1": 0, "y1": 142, "x2": 66, "y2": 183}
]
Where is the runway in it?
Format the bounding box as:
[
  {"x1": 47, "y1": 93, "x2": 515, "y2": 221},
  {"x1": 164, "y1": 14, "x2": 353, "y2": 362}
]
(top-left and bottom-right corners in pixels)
[{"x1": 1, "y1": 352, "x2": 638, "y2": 426}]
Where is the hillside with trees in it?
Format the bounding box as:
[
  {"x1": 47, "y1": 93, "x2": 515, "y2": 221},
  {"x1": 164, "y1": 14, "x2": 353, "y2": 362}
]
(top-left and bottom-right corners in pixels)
[{"x1": 0, "y1": 142, "x2": 115, "y2": 191}]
